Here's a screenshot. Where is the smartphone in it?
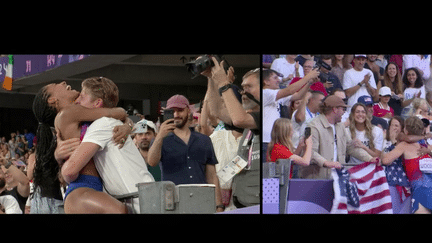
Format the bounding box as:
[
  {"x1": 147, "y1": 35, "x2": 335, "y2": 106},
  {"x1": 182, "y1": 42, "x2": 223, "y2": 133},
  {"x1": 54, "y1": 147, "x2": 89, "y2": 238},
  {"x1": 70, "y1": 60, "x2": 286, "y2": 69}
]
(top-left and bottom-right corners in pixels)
[
  {"x1": 163, "y1": 109, "x2": 174, "y2": 123},
  {"x1": 304, "y1": 127, "x2": 311, "y2": 139}
]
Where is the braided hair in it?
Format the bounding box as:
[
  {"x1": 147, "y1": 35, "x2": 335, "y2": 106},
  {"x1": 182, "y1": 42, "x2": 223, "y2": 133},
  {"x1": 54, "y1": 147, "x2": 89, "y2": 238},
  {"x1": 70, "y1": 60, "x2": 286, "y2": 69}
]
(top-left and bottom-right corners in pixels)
[{"x1": 32, "y1": 85, "x2": 61, "y2": 197}]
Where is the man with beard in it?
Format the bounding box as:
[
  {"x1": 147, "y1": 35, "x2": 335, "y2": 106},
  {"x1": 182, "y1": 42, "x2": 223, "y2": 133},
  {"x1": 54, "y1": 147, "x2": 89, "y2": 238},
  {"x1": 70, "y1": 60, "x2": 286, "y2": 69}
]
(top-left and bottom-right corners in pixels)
[
  {"x1": 132, "y1": 119, "x2": 161, "y2": 181},
  {"x1": 147, "y1": 94, "x2": 224, "y2": 212}
]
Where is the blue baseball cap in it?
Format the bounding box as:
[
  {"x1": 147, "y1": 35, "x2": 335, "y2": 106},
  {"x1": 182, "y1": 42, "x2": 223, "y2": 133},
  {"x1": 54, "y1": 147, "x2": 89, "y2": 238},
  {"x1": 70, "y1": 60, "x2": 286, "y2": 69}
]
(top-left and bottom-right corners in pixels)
[{"x1": 357, "y1": 95, "x2": 374, "y2": 106}]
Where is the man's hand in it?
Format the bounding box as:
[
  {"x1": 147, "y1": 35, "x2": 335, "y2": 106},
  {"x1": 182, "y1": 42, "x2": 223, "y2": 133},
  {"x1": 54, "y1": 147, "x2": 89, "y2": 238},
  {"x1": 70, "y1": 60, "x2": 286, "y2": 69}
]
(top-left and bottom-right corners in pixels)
[
  {"x1": 362, "y1": 73, "x2": 371, "y2": 85},
  {"x1": 323, "y1": 161, "x2": 342, "y2": 169},
  {"x1": 158, "y1": 118, "x2": 176, "y2": 139},
  {"x1": 54, "y1": 129, "x2": 81, "y2": 166},
  {"x1": 210, "y1": 57, "x2": 231, "y2": 88}
]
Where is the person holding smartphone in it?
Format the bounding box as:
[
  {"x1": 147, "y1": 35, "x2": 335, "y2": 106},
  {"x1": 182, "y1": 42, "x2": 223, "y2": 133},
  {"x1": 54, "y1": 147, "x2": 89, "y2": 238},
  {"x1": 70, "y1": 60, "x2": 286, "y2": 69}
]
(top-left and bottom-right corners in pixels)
[{"x1": 267, "y1": 118, "x2": 312, "y2": 179}]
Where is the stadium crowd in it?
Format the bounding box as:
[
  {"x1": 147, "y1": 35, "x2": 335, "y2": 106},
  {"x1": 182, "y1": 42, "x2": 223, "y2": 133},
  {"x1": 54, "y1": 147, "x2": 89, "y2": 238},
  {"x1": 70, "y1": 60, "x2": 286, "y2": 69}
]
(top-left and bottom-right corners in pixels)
[
  {"x1": 0, "y1": 56, "x2": 260, "y2": 214},
  {"x1": 263, "y1": 54, "x2": 432, "y2": 213}
]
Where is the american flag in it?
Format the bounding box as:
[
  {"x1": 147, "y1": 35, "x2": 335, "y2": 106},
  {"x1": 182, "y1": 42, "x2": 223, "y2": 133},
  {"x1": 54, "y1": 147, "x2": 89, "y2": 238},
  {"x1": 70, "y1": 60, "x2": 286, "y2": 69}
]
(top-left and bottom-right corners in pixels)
[
  {"x1": 331, "y1": 162, "x2": 393, "y2": 214},
  {"x1": 384, "y1": 157, "x2": 411, "y2": 202}
]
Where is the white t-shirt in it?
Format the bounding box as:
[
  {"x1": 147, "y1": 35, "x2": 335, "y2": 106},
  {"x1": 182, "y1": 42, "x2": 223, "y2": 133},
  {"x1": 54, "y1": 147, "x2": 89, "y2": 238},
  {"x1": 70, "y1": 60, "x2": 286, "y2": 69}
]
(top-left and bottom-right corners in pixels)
[
  {"x1": 404, "y1": 86, "x2": 426, "y2": 104},
  {"x1": 82, "y1": 117, "x2": 155, "y2": 213},
  {"x1": 0, "y1": 195, "x2": 22, "y2": 214},
  {"x1": 343, "y1": 68, "x2": 376, "y2": 114},
  {"x1": 263, "y1": 89, "x2": 292, "y2": 143},
  {"x1": 329, "y1": 123, "x2": 338, "y2": 163},
  {"x1": 348, "y1": 126, "x2": 383, "y2": 164},
  {"x1": 291, "y1": 107, "x2": 318, "y2": 148},
  {"x1": 270, "y1": 57, "x2": 304, "y2": 86}
]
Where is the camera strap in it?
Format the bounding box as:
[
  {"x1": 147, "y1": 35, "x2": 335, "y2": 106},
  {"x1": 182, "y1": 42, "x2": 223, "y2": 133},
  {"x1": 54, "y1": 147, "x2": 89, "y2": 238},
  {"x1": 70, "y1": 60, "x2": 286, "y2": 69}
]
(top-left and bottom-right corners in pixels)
[{"x1": 244, "y1": 92, "x2": 260, "y2": 106}]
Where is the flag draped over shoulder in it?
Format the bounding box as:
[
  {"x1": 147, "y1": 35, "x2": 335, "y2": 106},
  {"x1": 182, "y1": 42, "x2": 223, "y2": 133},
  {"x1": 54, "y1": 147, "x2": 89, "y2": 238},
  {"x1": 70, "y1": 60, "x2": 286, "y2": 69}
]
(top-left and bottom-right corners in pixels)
[
  {"x1": 331, "y1": 162, "x2": 393, "y2": 214},
  {"x1": 2, "y1": 55, "x2": 13, "y2": 91}
]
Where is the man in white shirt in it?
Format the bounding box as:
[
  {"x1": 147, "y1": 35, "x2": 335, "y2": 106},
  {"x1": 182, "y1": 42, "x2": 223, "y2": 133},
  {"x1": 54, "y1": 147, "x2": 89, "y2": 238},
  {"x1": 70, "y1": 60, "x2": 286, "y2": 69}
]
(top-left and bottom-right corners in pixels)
[
  {"x1": 343, "y1": 54, "x2": 377, "y2": 115},
  {"x1": 79, "y1": 117, "x2": 154, "y2": 213},
  {"x1": 262, "y1": 68, "x2": 319, "y2": 162},
  {"x1": 270, "y1": 55, "x2": 304, "y2": 87},
  {"x1": 291, "y1": 90, "x2": 325, "y2": 148}
]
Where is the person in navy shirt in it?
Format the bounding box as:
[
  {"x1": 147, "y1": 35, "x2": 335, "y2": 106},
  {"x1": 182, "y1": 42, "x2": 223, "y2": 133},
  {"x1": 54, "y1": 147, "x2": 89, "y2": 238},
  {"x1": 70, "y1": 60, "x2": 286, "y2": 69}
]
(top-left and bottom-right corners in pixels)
[{"x1": 147, "y1": 94, "x2": 223, "y2": 212}]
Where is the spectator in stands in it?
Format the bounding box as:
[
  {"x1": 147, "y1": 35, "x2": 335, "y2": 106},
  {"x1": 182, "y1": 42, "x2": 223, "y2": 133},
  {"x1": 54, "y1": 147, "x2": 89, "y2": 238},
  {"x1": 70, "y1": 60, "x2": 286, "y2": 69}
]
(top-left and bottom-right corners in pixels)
[
  {"x1": 263, "y1": 68, "x2": 319, "y2": 163},
  {"x1": 299, "y1": 95, "x2": 376, "y2": 179},
  {"x1": 378, "y1": 62, "x2": 404, "y2": 116},
  {"x1": 365, "y1": 55, "x2": 385, "y2": 95},
  {"x1": 0, "y1": 155, "x2": 30, "y2": 213},
  {"x1": 408, "y1": 98, "x2": 432, "y2": 121},
  {"x1": 347, "y1": 103, "x2": 383, "y2": 164},
  {"x1": 270, "y1": 55, "x2": 304, "y2": 88},
  {"x1": 343, "y1": 54, "x2": 377, "y2": 115},
  {"x1": 147, "y1": 94, "x2": 223, "y2": 211},
  {"x1": 331, "y1": 88, "x2": 350, "y2": 126},
  {"x1": 267, "y1": 118, "x2": 312, "y2": 179},
  {"x1": 402, "y1": 67, "x2": 426, "y2": 119},
  {"x1": 382, "y1": 116, "x2": 404, "y2": 155},
  {"x1": 319, "y1": 55, "x2": 343, "y2": 95},
  {"x1": 373, "y1": 86, "x2": 395, "y2": 122},
  {"x1": 357, "y1": 95, "x2": 388, "y2": 132},
  {"x1": 331, "y1": 54, "x2": 352, "y2": 83},
  {"x1": 290, "y1": 59, "x2": 328, "y2": 96},
  {"x1": 132, "y1": 119, "x2": 161, "y2": 181},
  {"x1": 15, "y1": 136, "x2": 25, "y2": 157},
  {"x1": 23, "y1": 129, "x2": 35, "y2": 149},
  {"x1": 291, "y1": 90, "x2": 325, "y2": 148}
]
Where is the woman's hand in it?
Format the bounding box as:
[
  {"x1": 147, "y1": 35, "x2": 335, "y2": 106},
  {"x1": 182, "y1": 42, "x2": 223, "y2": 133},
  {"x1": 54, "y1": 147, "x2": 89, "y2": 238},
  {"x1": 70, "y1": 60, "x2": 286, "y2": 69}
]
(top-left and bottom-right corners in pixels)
[{"x1": 54, "y1": 129, "x2": 81, "y2": 165}]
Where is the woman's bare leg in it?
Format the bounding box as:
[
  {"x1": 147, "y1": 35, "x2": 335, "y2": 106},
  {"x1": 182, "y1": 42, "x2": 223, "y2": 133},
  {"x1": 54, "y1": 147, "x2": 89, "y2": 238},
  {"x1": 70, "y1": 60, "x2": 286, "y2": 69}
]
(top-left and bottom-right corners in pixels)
[{"x1": 64, "y1": 187, "x2": 128, "y2": 214}]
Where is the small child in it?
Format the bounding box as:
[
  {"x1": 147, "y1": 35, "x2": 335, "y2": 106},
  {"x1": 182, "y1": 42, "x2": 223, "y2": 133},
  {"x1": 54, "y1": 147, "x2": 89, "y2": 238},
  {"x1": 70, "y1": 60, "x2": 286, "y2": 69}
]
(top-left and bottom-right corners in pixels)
[
  {"x1": 267, "y1": 118, "x2": 312, "y2": 179},
  {"x1": 373, "y1": 86, "x2": 394, "y2": 122}
]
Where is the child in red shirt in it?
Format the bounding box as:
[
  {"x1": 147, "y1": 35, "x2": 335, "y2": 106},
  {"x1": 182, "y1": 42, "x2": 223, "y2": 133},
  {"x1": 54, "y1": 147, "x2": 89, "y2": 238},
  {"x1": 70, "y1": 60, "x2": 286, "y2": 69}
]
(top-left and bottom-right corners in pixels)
[
  {"x1": 373, "y1": 86, "x2": 394, "y2": 120},
  {"x1": 267, "y1": 118, "x2": 312, "y2": 179}
]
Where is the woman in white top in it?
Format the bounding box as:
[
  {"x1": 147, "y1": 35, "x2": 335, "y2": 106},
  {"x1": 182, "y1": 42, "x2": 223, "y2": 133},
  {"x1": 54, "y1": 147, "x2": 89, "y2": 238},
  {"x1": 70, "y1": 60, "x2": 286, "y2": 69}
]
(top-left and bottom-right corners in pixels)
[
  {"x1": 401, "y1": 68, "x2": 426, "y2": 119},
  {"x1": 347, "y1": 103, "x2": 383, "y2": 164}
]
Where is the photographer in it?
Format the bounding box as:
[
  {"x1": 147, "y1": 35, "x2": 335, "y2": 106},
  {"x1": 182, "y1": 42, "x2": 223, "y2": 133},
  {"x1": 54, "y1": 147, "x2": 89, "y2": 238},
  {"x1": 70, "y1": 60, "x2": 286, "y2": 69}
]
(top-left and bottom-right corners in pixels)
[
  {"x1": 209, "y1": 57, "x2": 260, "y2": 208},
  {"x1": 319, "y1": 55, "x2": 343, "y2": 95}
]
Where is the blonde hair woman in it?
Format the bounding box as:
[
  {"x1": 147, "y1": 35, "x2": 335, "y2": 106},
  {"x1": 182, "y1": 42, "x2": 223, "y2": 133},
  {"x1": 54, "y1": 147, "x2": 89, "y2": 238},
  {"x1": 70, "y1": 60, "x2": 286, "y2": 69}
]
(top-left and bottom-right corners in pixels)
[
  {"x1": 266, "y1": 118, "x2": 312, "y2": 179},
  {"x1": 408, "y1": 98, "x2": 432, "y2": 120},
  {"x1": 348, "y1": 103, "x2": 383, "y2": 164}
]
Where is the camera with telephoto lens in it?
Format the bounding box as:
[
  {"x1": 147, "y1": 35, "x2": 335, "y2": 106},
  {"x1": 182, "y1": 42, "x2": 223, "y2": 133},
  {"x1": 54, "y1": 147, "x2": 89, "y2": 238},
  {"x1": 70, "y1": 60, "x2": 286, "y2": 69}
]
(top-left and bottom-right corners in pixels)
[
  {"x1": 313, "y1": 56, "x2": 332, "y2": 82},
  {"x1": 185, "y1": 54, "x2": 229, "y2": 79}
]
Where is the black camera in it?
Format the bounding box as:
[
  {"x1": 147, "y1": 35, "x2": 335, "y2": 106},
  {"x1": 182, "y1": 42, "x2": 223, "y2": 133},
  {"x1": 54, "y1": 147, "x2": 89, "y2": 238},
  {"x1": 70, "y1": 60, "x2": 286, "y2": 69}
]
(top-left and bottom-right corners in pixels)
[
  {"x1": 313, "y1": 56, "x2": 332, "y2": 82},
  {"x1": 185, "y1": 54, "x2": 229, "y2": 79}
]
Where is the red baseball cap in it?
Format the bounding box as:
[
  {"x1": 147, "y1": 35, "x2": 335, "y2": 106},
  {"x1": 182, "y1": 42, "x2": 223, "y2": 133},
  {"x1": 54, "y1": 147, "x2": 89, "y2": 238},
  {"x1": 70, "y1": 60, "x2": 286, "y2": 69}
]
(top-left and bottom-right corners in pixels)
[{"x1": 166, "y1": 94, "x2": 190, "y2": 109}]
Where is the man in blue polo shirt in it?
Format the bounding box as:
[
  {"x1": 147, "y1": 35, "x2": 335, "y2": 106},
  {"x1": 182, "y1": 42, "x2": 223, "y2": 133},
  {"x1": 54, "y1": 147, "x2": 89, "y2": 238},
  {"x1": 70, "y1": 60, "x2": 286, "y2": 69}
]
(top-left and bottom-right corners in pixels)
[{"x1": 147, "y1": 94, "x2": 224, "y2": 212}]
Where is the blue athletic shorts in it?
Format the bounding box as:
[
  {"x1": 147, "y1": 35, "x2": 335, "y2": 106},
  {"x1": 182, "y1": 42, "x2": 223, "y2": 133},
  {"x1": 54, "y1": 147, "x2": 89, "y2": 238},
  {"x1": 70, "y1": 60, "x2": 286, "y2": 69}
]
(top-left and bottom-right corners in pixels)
[{"x1": 64, "y1": 174, "x2": 103, "y2": 200}]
